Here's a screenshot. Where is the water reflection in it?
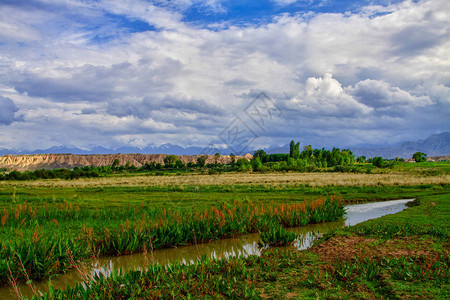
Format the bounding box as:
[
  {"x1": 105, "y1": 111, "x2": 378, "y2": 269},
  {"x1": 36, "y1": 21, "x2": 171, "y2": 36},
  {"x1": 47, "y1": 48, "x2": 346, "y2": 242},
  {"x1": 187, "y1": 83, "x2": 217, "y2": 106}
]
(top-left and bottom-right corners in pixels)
[
  {"x1": 344, "y1": 199, "x2": 414, "y2": 226},
  {"x1": 0, "y1": 199, "x2": 413, "y2": 300}
]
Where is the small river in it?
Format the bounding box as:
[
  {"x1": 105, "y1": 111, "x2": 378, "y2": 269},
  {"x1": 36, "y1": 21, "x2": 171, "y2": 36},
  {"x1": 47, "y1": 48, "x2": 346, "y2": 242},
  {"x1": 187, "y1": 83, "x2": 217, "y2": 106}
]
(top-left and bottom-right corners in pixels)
[{"x1": 0, "y1": 199, "x2": 413, "y2": 299}]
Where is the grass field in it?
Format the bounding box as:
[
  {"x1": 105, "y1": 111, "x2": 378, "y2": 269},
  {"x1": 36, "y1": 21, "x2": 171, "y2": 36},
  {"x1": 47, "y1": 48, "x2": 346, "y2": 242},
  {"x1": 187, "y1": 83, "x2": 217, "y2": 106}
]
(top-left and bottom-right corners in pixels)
[
  {"x1": 25, "y1": 189, "x2": 449, "y2": 299},
  {"x1": 1, "y1": 171, "x2": 449, "y2": 188},
  {"x1": 0, "y1": 166, "x2": 448, "y2": 299},
  {"x1": 1, "y1": 172, "x2": 448, "y2": 209}
]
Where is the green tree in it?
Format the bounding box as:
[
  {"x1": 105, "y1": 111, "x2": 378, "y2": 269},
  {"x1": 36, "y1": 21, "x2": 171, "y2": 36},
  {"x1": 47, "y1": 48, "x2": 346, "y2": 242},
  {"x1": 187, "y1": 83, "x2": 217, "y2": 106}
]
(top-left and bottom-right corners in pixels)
[
  {"x1": 196, "y1": 156, "x2": 207, "y2": 167},
  {"x1": 214, "y1": 153, "x2": 220, "y2": 164},
  {"x1": 237, "y1": 158, "x2": 251, "y2": 172},
  {"x1": 164, "y1": 155, "x2": 179, "y2": 167},
  {"x1": 175, "y1": 160, "x2": 185, "y2": 169},
  {"x1": 229, "y1": 153, "x2": 236, "y2": 164},
  {"x1": 112, "y1": 159, "x2": 120, "y2": 167},
  {"x1": 412, "y1": 152, "x2": 427, "y2": 162},
  {"x1": 251, "y1": 157, "x2": 263, "y2": 171},
  {"x1": 341, "y1": 149, "x2": 355, "y2": 165},
  {"x1": 289, "y1": 140, "x2": 300, "y2": 158},
  {"x1": 253, "y1": 149, "x2": 267, "y2": 160},
  {"x1": 372, "y1": 156, "x2": 384, "y2": 168}
]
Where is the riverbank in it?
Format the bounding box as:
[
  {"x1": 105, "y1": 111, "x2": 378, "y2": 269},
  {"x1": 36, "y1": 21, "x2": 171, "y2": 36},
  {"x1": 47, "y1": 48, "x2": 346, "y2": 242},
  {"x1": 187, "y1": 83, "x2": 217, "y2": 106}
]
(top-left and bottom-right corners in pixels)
[
  {"x1": 20, "y1": 192, "x2": 448, "y2": 299},
  {"x1": 1, "y1": 196, "x2": 346, "y2": 287},
  {"x1": 0, "y1": 172, "x2": 448, "y2": 299}
]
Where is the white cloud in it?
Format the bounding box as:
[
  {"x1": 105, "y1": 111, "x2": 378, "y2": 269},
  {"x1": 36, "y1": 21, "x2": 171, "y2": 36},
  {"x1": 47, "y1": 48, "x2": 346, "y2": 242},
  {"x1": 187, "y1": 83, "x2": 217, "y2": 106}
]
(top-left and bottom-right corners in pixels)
[
  {"x1": 286, "y1": 73, "x2": 372, "y2": 117},
  {"x1": 271, "y1": 0, "x2": 298, "y2": 6},
  {"x1": 0, "y1": 0, "x2": 448, "y2": 149},
  {"x1": 0, "y1": 7, "x2": 42, "y2": 43},
  {"x1": 98, "y1": 0, "x2": 184, "y2": 30}
]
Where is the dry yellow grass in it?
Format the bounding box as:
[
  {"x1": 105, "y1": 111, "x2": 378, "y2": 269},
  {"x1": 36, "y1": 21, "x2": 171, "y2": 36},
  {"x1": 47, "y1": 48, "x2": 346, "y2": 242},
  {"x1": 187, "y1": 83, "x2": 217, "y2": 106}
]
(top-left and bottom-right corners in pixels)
[{"x1": 1, "y1": 172, "x2": 448, "y2": 188}]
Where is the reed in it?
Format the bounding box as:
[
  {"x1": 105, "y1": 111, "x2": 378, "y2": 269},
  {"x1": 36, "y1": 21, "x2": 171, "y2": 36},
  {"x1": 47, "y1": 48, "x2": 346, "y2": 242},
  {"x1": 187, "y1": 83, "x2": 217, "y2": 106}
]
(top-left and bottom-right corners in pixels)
[
  {"x1": 258, "y1": 224, "x2": 298, "y2": 247},
  {"x1": 21, "y1": 188, "x2": 449, "y2": 299},
  {"x1": 29, "y1": 256, "x2": 261, "y2": 299},
  {"x1": 0, "y1": 197, "x2": 345, "y2": 285}
]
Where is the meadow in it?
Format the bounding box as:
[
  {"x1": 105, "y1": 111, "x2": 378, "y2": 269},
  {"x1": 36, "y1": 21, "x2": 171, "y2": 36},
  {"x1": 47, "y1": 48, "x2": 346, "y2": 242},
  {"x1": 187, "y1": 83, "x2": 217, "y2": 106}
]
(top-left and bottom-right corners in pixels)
[
  {"x1": 0, "y1": 162, "x2": 448, "y2": 299},
  {"x1": 22, "y1": 190, "x2": 449, "y2": 299},
  {"x1": 1, "y1": 171, "x2": 448, "y2": 210},
  {"x1": 1, "y1": 193, "x2": 345, "y2": 286}
]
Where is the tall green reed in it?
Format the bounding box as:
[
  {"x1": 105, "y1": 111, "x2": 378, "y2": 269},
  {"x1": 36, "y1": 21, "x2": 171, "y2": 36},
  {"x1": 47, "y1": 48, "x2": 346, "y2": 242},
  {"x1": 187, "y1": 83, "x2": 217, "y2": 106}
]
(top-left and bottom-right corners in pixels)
[{"x1": 0, "y1": 196, "x2": 345, "y2": 285}]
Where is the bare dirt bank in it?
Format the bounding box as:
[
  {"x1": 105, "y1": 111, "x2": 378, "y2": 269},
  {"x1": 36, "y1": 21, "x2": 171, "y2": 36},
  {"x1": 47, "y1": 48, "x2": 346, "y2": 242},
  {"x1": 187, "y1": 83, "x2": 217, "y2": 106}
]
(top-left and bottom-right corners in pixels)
[{"x1": 0, "y1": 153, "x2": 253, "y2": 171}]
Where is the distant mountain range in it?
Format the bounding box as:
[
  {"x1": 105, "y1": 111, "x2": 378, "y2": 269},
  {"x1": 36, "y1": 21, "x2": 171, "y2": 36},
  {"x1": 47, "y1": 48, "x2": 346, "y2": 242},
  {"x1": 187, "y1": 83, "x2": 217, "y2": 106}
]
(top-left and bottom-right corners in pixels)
[
  {"x1": 0, "y1": 144, "x2": 209, "y2": 156},
  {"x1": 351, "y1": 132, "x2": 450, "y2": 159},
  {"x1": 264, "y1": 132, "x2": 450, "y2": 159},
  {"x1": 1, "y1": 132, "x2": 449, "y2": 159}
]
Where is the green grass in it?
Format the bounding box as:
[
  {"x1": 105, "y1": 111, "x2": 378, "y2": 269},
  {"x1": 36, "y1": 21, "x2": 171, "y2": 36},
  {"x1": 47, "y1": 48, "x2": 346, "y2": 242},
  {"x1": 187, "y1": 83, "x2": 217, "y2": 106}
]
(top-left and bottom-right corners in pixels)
[
  {"x1": 392, "y1": 161, "x2": 450, "y2": 174},
  {"x1": 301, "y1": 192, "x2": 450, "y2": 299},
  {"x1": 0, "y1": 170, "x2": 447, "y2": 299},
  {"x1": 300, "y1": 254, "x2": 449, "y2": 299},
  {"x1": 345, "y1": 193, "x2": 450, "y2": 237},
  {"x1": 0, "y1": 197, "x2": 344, "y2": 286},
  {"x1": 1, "y1": 183, "x2": 448, "y2": 210},
  {"x1": 258, "y1": 224, "x2": 298, "y2": 247},
  {"x1": 25, "y1": 185, "x2": 449, "y2": 299}
]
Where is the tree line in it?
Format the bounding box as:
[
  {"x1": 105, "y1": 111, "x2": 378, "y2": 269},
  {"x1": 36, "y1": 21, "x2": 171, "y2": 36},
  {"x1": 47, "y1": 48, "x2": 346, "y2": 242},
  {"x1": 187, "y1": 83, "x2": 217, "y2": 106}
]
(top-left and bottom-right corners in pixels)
[{"x1": 0, "y1": 141, "x2": 428, "y2": 180}]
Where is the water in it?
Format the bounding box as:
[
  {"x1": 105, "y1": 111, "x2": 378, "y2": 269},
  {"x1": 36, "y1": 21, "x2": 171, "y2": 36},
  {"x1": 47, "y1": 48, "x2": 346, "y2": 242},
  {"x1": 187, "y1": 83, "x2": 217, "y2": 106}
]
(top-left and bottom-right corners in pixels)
[{"x1": 0, "y1": 199, "x2": 414, "y2": 299}]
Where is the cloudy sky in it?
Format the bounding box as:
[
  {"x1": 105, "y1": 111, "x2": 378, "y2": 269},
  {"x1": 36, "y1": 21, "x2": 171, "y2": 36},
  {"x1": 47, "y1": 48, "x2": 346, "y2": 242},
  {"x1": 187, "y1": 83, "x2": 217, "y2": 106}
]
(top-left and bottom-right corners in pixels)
[{"x1": 0, "y1": 0, "x2": 449, "y2": 151}]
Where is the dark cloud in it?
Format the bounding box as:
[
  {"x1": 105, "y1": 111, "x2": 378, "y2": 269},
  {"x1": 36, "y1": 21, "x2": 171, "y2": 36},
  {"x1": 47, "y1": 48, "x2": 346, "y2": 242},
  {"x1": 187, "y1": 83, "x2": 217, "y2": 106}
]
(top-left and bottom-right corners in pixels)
[
  {"x1": 0, "y1": 96, "x2": 19, "y2": 125},
  {"x1": 107, "y1": 95, "x2": 225, "y2": 119},
  {"x1": 81, "y1": 108, "x2": 97, "y2": 115},
  {"x1": 390, "y1": 24, "x2": 447, "y2": 57},
  {"x1": 14, "y1": 63, "x2": 133, "y2": 102},
  {"x1": 348, "y1": 79, "x2": 431, "y2": 110},
  {"x1": 146, "y1": 95, "x2": 225, "y2": 116},
  {"x1": 13, "y1": 59, "x2": 181, "y2": 102},
  {"x1": 224, "y1": 78, "x2": 255, "y2": 87}
]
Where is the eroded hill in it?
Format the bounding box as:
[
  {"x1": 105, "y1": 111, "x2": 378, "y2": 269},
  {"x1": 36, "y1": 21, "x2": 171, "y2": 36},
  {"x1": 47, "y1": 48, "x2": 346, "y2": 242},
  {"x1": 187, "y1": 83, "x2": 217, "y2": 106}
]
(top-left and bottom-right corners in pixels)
[{"x1": 0, "y1": 153, "x2": 253, "y2": 171}]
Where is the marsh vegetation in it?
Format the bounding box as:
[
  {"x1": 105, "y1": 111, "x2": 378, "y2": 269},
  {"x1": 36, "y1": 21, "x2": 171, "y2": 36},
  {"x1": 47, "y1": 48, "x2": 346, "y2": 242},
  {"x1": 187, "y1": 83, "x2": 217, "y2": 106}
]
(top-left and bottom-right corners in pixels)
[{"x1": 0, "y1": 161, "x2": 448, "y2": 299}]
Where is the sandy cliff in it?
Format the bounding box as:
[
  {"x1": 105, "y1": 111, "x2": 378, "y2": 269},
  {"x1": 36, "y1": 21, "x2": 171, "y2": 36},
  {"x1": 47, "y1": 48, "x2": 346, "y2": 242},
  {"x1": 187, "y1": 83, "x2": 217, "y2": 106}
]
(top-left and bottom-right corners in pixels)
[{"x1": 0, "y1": 153, "x2": 253, "y2": 171}]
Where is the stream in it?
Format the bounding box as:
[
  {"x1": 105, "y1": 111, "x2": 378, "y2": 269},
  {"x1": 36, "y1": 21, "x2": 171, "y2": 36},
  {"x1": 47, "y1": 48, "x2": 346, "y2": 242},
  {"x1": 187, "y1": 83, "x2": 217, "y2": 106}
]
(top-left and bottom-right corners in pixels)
[{"x1": 0, "y1": 199, "x2": 414, "y2": 299}]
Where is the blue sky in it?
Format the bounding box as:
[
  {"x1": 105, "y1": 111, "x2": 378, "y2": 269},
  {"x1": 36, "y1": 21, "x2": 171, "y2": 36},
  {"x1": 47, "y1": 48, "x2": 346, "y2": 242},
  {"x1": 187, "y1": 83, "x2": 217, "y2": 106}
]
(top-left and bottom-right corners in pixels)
[
  {"x1": 182, "y1": 0, "x2": 404, "y2": 24},
  {"x1": 0, "y1": 0, "x2": 448, "y2": 151}
]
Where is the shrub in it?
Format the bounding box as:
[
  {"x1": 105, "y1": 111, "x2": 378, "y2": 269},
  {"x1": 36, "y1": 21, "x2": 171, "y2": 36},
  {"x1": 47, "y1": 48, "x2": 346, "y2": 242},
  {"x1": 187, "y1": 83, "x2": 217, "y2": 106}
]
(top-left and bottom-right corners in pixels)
[{"x1": 259, "y1": 224, "x2": 298, "y2": 247}]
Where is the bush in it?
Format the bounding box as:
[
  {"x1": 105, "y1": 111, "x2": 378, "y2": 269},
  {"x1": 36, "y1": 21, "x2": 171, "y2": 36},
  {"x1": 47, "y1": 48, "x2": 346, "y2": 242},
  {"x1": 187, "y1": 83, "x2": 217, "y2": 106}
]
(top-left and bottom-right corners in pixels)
[
  {"x1": 413, "y1": 152, "x2": 427, "y2": 162},
  {"x1": 258, "y1": 224, "x2": 298, "y2": 247}
]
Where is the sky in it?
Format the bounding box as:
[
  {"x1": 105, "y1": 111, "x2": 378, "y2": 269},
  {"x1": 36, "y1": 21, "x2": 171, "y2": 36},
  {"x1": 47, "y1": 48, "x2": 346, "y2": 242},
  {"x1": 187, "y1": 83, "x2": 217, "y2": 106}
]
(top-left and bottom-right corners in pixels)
[{"x1": 0, "y1": 0, "x2": 449, "y2": 151}]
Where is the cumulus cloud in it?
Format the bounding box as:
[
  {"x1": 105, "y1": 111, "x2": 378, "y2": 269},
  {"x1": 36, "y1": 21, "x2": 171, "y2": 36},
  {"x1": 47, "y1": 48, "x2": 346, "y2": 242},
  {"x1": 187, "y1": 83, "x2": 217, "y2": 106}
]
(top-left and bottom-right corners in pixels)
[
  {"x1": 285, "y1": 74, "x2": 372, "y2": 117},
  {"x1": 0, "y1": 0, "x2": 448, "y2": 149},
  {"x1": 0, "y1": 96, "x2": 19, "y2": 125},
  {"x1": 347, "y1": 79, "x2": 432, "y2": 109}
]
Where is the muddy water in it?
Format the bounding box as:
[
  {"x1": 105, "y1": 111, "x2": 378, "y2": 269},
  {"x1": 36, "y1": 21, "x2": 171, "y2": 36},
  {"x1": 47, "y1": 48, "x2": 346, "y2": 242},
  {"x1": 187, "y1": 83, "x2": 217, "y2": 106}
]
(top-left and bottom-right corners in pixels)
[{"x1": 1, "y1": 199, "x2": 413, "y2": 299}]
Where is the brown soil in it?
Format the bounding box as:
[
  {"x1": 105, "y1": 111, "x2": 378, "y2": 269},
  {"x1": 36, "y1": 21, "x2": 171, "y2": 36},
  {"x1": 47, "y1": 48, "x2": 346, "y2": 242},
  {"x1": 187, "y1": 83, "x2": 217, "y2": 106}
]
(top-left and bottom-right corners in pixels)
[{"x1": 311, "y1": 235, "x2": 440, "y2": 264}]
